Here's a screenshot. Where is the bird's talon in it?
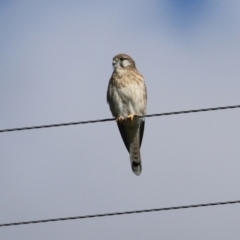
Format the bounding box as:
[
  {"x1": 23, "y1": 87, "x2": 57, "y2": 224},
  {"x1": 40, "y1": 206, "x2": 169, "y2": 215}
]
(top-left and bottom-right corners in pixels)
[
  {"x1": 116, "y1": 116, "x2": 125, "y2": 123},
  {"x1": 127, "y1": 114, "x2": 137, "y2": 122}
]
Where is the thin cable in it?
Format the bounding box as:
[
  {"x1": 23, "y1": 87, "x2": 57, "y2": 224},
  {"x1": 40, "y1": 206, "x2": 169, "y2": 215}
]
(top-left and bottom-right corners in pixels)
[
  {"x1": 0, "y1": 200, "x2": 240, "y2": 227},
  {"x1": 0, "y1": 104, "x2": 240, "y2": 133}
]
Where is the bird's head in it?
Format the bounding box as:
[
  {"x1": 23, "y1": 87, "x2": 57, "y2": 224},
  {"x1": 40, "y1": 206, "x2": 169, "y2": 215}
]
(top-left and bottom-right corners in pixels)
[{"x1": 112, "y1": 54, "x2": 136, "y2": 71}]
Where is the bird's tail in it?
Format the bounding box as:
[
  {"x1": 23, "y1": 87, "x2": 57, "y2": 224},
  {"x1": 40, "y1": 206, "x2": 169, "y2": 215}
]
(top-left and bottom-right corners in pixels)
[{"x1": 129, "y1": 130, "x2": 142, "y2": 176}]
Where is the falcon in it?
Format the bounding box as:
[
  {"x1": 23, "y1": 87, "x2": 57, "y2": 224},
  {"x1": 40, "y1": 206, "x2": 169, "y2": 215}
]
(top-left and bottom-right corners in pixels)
[{"x1": 107, "y1": 54, "x2": 147, "y2": 176}]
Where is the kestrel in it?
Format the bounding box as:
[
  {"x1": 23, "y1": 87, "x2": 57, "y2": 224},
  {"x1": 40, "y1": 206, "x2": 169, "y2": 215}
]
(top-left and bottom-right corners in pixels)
[{"x1": 107, "y1": 54, "x2": 147, "y2": 176}]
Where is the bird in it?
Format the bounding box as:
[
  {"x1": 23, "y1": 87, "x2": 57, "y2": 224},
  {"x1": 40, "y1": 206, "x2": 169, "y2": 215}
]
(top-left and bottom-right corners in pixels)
[{"x1": 107, "y1": 53, "x2": 147, "y2": 176}]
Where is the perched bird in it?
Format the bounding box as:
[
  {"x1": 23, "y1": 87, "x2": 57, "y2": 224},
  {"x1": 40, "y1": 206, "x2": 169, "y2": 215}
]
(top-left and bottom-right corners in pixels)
[{"x1": 107, "y1": 54, "x2": 147, "y2": 176}]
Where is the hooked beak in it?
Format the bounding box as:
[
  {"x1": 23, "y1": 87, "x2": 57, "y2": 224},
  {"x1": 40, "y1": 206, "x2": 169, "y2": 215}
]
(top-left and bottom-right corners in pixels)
[{"x1": 112, "y1": 59, "x2": 117, "y2": 67}]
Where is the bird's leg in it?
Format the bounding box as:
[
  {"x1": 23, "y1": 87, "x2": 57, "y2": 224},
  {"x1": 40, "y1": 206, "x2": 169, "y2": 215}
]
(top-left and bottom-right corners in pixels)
[
  {"x1": 127, "y1": 114, "x2": 138, "y2": 122},
  {"x1": 116, "y1": 116, "x2": 125, "y2": 123}
]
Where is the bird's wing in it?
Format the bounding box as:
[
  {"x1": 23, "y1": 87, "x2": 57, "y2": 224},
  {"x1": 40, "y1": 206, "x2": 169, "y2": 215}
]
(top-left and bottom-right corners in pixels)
[
  {"x1": 139, "y1": 120, "x2": 145, "y2": 147},
  {"x1": 117, "y1": 120, "x2": 145, "y2": 152},
  {"x1": 117, "y1": 122, "x2": 130, "y2": 152},
  {"x1": 117, "y1": 120, "x2": 145, "y2": 176}
]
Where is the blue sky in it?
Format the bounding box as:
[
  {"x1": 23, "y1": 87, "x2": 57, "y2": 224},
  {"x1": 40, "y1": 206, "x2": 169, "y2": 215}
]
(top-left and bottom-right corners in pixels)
[
  {"x1": 1, "y1": 1, "x2": 240, "y2": 239},
  {"x1": 168, "y1": 0, "x2": 211, "y2": 24}
]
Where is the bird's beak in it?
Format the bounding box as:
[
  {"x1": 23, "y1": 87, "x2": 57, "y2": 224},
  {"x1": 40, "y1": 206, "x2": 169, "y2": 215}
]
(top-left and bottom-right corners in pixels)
[{"x1": 112, "y1": 59, "x2": 117, "y2": 67}]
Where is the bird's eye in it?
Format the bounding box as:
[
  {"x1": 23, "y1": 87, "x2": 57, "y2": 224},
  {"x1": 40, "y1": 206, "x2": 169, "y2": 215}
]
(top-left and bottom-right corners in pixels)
[{"x1": 120, "y1": 58, "x2": 124, "y2": 61}]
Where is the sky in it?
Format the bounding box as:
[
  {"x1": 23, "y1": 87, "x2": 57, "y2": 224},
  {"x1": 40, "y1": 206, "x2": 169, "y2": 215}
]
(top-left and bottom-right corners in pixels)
[{"x1": 1, "y1": 0, "x2": 240, "y2": 239}]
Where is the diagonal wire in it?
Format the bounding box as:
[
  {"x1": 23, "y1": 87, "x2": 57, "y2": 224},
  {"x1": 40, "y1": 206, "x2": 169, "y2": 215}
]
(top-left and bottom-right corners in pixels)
[
  {"x1": 0, "y1": 104, "x2": 240, "y2": 133},
  {"x1": 0, "y1": 200, "x2": 240, "y2": 227}
]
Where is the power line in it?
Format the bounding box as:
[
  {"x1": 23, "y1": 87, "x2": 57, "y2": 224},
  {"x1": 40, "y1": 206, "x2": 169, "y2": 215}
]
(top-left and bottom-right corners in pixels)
[
  {"x1": 0, "y1": 104, "x2": 240, "y2": 133},
  {"x1": 0, "y1": 200, "x2": 239, "y2": 227}
]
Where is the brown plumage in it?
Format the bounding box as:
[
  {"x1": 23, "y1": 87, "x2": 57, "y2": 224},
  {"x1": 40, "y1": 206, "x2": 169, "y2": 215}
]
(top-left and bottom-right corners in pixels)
[{"x1": 107, "y1": 54, "x2": 147, "y2": 176}]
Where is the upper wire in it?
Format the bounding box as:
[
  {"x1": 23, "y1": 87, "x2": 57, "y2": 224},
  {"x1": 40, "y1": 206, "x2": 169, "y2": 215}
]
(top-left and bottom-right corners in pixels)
[{"x1": 0, "y1": 104, "x2": 240, "y2": 133}]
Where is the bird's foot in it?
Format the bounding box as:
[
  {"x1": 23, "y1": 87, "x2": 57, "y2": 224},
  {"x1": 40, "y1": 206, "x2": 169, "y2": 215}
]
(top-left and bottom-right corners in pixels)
[
  {"x1": 127, "y1": 114, "x2": 138, "y2": 122},
  {"x1": 116, "y1": 116, "x2": 125, "y2": 123}
]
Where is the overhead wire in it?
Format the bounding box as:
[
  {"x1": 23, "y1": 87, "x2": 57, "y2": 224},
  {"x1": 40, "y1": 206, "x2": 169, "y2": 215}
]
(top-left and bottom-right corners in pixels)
[
  {"x1": 0, "y1": 200, "x2": 240, "y2": 227},
  {"x1": 0, "y1": 104, "x2": 239, "y2": 133},
  {"x1": 0, "y1": 105, "x2": 240, "y2": 227}
]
